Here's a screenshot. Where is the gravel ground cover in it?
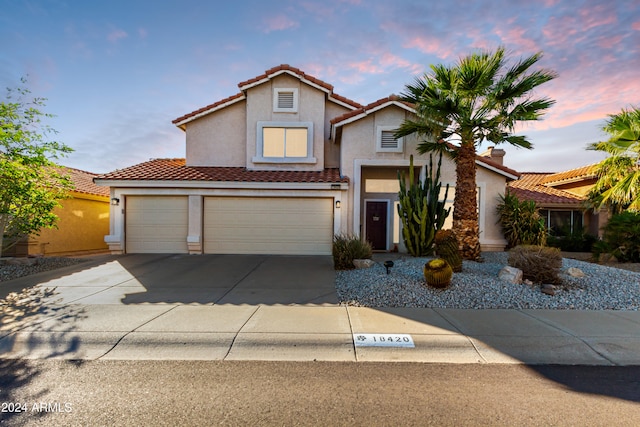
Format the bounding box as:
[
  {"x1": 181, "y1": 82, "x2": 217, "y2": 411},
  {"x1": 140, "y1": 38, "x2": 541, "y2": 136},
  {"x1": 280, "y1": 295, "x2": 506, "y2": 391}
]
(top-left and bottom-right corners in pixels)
[
  {"x1": 336, "y1": 252, "x2": 640, "y2": 310},
  {"x1": 0, "y1": 257, "x2": 87, "y2": 282}
]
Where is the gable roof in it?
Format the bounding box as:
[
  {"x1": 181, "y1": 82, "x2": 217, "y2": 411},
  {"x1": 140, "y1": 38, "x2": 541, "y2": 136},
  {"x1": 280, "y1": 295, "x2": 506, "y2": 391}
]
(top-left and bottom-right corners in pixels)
[
  {"x1": 94, "y1": 158, "x2": 348, "y2": 185},
  {"x1": 508, "y1": 172, "x2": 585, "y2": 206},
  {"x1": 540, "y1": 164, "x2": 598, "y2": 186},
  {"x1": 173, "y1": 64, "x2": 363, "y2": 128},
  {"x1": 330, "y1": 95, "x2": 415, "y2": 128},
  {"x1": 59, "y1": 167, "x2": 110, "y2": 198}
]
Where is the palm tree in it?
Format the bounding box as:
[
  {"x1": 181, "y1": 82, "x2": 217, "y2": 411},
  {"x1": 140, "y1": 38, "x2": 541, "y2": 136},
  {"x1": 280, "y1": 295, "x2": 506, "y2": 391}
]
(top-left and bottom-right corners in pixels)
[
  {"x1": 587, "y1": 106, "x2": 640, "y2": 213},
  {"x1": 395, "y1": 47, "x2": 556, "y2": 260}
]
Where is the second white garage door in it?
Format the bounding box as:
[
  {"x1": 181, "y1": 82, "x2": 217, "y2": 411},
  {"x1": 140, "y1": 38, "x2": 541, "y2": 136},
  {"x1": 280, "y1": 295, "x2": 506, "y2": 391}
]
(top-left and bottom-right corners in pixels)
[{"x1": 203, "y1": 197, "x2": 333, "y2": 255}]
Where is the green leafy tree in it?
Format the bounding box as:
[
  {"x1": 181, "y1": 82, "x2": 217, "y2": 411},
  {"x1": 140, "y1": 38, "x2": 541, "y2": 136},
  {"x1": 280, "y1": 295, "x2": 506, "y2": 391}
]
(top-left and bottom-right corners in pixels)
[
  {"x1": 587, "y1": 106, "x2": 640, "y2": 213},
  {"x1": 395, "y1": 47, "x2": 556, "y2": 260},
  {"x1": 0, "y1": 79, "x2": 73, "y2": 256}
]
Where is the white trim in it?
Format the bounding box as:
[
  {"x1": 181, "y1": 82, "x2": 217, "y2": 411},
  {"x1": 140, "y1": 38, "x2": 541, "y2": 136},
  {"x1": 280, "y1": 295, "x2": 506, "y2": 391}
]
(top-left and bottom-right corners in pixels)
[
  {"x1": 239, "y1": 69, "x2": 334, "y2": 97},
  {"x1": 364, "y1": 199, "x2": 391, "y2": 251},
  {"x1": 94, "y1": 180, "x2": 348, "y2": 190},
  {"x1": 327, "y1": 95, "x2": 360, "y2": 110},
  {"x1": 376, "y1": 125, "x2": 403, "y2": 153},
  {"x1": 105, "y1": 188, "x2": 346, "y2": 255},
  {"x1": 333, "y1": 100, "x2": 416, "y2": 129},
  {"x1": 353, "y1": 159, "x2": 494, "y2": 250},
  {"x1": 475, "y1": 160, "x2": 519, "y2": 180},
  {"x1": 252, "y1": 121, "x2": 316, "y2": 164},
  {"x1": 353, "y1": 159, "x2": 428, "y2": 240},
  {"x1": 273, "y1": 88, "x2": 299, "y2": 113},
  {"x1": 173, "y1": 94, "x2": 246, "y2": 128}
]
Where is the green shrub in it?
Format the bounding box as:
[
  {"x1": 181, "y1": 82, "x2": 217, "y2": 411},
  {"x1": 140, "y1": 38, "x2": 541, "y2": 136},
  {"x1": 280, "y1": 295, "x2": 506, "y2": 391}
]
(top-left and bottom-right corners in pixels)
[
  {"x1": 496, "y1": 191, "x2": 546, "y2": 248},
  {"x1": 508, "y1": 245, "x2": 562, "y2": 284},
  {"x1": 332, "y1": 234, "x2": 373, "y2": 270},
  {"x1": 593, "y1": 211, "x2": 640, "y2": 262},
  {"x1": 547, "y1": 226, "x2": 597, "y2": 252}
]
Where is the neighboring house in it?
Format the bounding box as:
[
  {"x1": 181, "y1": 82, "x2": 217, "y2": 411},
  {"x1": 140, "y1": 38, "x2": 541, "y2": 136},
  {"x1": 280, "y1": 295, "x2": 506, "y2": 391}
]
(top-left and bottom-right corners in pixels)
[
  {"x1": 94, "y1": 65, "x2": 519, "y2": 255},
  {"x1": 6, "y1": 167, "x2": 110, "y2": 256},
  {"x1": 507, "y1": 164, "x2": 608, "y2": 237}
]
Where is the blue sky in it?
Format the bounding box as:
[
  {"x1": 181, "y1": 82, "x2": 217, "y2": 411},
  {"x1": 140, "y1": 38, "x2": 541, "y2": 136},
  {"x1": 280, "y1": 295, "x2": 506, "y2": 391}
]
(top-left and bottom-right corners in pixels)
[{"x1": 2, "y1": 0, "x2": 639, "y2": 174}]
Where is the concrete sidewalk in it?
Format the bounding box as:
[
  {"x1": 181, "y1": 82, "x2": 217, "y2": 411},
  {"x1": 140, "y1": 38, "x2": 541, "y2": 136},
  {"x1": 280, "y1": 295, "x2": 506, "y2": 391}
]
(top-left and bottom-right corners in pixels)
[
  {"x1": 1, "y1": 254, "x2": 639, "y2": 364},
  {"x1": 2, "y1": 304, "x2": 640, "y2": 364}
]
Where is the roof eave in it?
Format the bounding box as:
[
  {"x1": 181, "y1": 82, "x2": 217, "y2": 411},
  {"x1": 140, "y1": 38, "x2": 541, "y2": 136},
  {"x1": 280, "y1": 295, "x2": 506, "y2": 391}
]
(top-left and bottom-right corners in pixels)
[{"x1": 173, "y1": 94, "x2": 246, "y2": 128}]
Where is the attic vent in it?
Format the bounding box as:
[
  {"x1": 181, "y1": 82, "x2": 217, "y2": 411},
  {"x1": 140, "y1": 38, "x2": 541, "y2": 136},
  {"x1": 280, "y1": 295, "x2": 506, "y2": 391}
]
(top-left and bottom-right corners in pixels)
[
  {"x1": 376, "y1": 126, "x2": 403, "y2": 153},
  {"x1": 278, "y1": 91, "x2": 295, "y2": 109},
  {"x1": 380, "y1": 130, "x2": 398, "y2": 149},
  {"x1": 273, "y1": 88, "x2": 299, "y2": 112}
]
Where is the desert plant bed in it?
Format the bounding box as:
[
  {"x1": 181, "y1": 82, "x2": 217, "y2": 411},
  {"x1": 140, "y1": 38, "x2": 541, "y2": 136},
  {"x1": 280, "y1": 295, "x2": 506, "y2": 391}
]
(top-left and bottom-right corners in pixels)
[{"x1": 336, "y1": 252, "x2": 640, "y2": 310}]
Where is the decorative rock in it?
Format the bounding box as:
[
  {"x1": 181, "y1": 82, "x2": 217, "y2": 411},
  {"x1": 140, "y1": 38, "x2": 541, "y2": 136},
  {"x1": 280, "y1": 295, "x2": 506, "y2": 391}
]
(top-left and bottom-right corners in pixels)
[
  {"x1": 523, "y1": 279, "x2": 534, "y2": 286},
  {"x1": 541, "y1": 284, "x2": 556, "y2": 296},
  {"x1": 353, "y1": 259, "x2": 375, "y2": 269},
  {"x1": 566, "y1": 267, "x2": 585, "y2": 278},
  {"x1": 2, "y1": 257, "x2": 38, "y2": 266},
  {"x1": 498, "y1": 266, "x2": 523, "y2": 284}
]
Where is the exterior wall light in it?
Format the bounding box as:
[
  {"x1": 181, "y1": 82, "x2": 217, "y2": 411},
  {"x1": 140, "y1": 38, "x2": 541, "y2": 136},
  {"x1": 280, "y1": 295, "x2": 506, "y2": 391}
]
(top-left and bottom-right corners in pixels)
[
  {"x1": 111, "y1": 198, "x2": 120, "y2": 206},
  {"x1": 335, "y1": 200, "x2": 341, "y2": 209}
]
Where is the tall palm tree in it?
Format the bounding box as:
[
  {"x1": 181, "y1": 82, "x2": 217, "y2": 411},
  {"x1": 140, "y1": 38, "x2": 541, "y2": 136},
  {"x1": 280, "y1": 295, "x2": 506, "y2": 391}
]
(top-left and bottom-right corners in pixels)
[
  {"x1": 395, "y1": 47, "x2": 557, "y2": 260},
  {"x1": 587, "y1": 106, "x2": 640, "y2": 213}
]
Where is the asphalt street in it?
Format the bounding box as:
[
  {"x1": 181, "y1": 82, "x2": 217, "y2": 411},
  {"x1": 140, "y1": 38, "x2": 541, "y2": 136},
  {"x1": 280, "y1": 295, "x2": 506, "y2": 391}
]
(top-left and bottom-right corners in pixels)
[{"x1": 1, "y1": 360, "x2": 639, "y2": 426}]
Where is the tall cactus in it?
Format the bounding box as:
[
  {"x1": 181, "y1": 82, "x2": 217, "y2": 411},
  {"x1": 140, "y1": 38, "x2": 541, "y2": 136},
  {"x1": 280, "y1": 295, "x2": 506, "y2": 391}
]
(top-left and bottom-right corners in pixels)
[{"x1": 397, "y1": 153, "x2": 451, "y2": 257}]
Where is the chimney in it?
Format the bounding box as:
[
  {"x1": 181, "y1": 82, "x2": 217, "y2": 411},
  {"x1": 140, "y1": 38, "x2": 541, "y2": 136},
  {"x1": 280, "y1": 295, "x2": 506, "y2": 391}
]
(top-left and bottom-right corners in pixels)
[{"x1": 480, "y1": 146, "x2": 505, "y2": 165}]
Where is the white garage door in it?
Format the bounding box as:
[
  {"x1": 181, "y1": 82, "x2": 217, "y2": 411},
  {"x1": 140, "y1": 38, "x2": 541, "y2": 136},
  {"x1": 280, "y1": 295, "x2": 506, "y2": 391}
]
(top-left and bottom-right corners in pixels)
[
  {"x1": 126, "y1": 196, "x2": 188, "y2": 253},
  {"x1": 204, "y1": 197, "x2": 333, "y2": 255}
]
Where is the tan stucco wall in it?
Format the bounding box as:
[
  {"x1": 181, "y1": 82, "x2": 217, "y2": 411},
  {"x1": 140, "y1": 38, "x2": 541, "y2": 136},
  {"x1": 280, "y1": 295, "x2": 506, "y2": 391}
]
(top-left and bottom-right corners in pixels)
[
  {"x1": 246, "y1": 74, "x2": 327, "y2": 171},
  {"x1": 339, "y1": 105, "x2": 509, "y2": 251},
  {"x1": 324, "y1": 101, "x2": 351, "y2": 168},
  {"x1": 185, "y1": 99, "x2": 247, "y2": 167},
  {"x1": 29, "y1": 194, "x2": 110, "y2": 256},
  {"x1": 553, "y1": 179, "x2": 596, "y2": 197}
]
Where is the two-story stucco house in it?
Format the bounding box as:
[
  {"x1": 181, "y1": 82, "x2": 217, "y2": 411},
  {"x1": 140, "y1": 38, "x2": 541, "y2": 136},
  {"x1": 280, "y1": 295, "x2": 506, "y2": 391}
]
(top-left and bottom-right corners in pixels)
[{"x1": 95, "y1": 65, "x2": 518, "y2": 255}]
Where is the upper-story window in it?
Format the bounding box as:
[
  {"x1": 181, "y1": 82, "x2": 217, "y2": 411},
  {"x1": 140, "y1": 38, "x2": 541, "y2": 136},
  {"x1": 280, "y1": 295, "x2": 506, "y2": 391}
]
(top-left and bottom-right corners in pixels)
[
  {"x1": 376, "y1": 125, "x2": 403, "y2": 153},
  {"x1": 273, "y1": 88, "x2": 299, "y2": 113},
  {"x1": 253, "y1": 121, "x2": 316, "y2": 164}
]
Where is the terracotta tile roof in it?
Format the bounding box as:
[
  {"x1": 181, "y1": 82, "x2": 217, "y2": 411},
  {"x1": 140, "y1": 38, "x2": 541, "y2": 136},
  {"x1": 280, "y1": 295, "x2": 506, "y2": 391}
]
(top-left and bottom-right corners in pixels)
[
  {"x1": 57, "y1": 167, "x2": 110, "y2": 198},
  {"x1": 330, "y1": 95, "x2": 414, "y2": 125},
  {"x1": 540, "y1": 164, "x2": 598, "y2": 186},
  {"x1": 508, "y1": 172, "x2": 585, "y2": 205},
  {"x1": 95, "y1": 158, "x2": 348, "y2": 184},
  {"x1": 173, "y1": 65, "x2": 362, "y2": 126}
]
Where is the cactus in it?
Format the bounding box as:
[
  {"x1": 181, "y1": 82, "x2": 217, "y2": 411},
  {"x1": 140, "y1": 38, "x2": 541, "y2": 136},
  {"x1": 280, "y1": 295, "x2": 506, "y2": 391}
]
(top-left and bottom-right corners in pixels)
[
  {"x1": 435, "y1": 229, "x2": 462, "y2": 272},
  {"x1": 423, "y1": 258, "x2": 453, "y2": 288},
  {"x1": 397, "y1": 153, "x2": 451, "y2": 257}
]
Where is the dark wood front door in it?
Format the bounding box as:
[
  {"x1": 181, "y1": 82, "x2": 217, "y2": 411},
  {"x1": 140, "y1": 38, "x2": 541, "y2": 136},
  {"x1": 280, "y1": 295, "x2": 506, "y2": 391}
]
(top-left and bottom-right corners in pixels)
[{"x1": 366, "y1": 201, "x2": 388, "y2": 250}]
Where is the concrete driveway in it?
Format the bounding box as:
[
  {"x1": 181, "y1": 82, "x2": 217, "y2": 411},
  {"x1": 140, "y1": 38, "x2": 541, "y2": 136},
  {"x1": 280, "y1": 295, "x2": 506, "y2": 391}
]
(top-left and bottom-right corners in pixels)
[{"x1": 1, "y1": 254, "x2": 339, "y2": 306}]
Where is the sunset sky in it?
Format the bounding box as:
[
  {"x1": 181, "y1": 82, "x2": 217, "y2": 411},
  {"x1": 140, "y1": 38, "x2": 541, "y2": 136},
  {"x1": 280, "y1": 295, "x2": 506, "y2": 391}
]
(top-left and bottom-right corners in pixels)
[{"x1": 1, "y1": 0, "x2": 638, "y2": 174}]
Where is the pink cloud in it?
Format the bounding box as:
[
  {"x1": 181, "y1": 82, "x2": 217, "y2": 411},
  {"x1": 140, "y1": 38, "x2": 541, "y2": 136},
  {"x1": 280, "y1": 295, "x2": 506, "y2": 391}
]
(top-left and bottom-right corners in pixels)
[
  {"x1": 494, "y1": 26, "x2": 540, "y2": 52},
  {"x1": 633, "y1": 21, "x2": 640, "y2": 31},
  {"x1": 404, "y1": 37, "x2": 453, "y2": 59},
  {"x1": 347, "y1": 59, "x2": 385, "y2": 75},
  {"x1": 596, "y1": 35, "x2": 623, "y2": 49},
  {"x1": 263, "y1": 15, "x2": 299, "y2": 33},
  {"x1": 107, "y1": 28, "x2": 128, "y2": 43}
]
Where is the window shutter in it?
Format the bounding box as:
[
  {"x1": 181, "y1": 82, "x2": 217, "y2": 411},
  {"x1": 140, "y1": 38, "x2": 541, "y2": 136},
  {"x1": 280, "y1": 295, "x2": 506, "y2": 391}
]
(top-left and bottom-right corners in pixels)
[
  {"x1": 380, "y1": 130, "x2": 398, "y2": 149},
  {"x1": 277, "y1": 91, "x2": 295, "y2": 110}
]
